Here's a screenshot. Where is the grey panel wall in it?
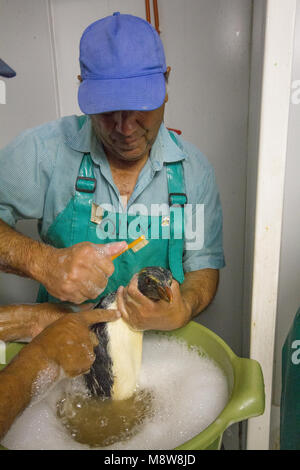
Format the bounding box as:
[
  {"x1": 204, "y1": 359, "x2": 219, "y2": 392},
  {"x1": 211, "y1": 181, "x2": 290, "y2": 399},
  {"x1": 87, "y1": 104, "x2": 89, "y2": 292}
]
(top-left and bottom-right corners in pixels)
[
  {"x1": 0, "y1": 0, "x2": 59, "y2": 143},
  {"x1": 160, "y1": 0, "x2": 252, "y2": 355},
  {"x1": 0, "y1": 0, "x2": 59, "y2": 303}
]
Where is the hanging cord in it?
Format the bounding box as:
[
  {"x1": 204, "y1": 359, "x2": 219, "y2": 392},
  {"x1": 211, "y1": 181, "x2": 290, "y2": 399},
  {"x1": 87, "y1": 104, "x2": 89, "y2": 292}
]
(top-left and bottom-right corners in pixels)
[
  {"x1": 145, "y1": 0, "x2": 151, "y2": 24},
  {"x1": 145, "y1": 0, "x2": 160, "y2": 35},
  {"x1": 153, "y1": 0, "x2": 161, "y2": 35}
]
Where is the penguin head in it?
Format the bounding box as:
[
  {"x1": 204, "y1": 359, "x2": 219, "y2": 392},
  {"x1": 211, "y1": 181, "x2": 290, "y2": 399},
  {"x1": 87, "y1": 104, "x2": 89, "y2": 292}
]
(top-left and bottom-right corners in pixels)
[{"x1": 137, "y1": 267, "x2": 173, "y2": 303}]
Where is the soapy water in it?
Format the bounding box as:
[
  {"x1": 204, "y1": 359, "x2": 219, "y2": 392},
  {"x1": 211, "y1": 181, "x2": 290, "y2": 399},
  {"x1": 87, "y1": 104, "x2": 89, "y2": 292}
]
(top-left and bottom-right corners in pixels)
[
  {"x1": 57, "y1": 388, "x2": 154, "y2": 447},
  {"x1": 1, "y1": 334, "x2": 229, "y2": 450}
]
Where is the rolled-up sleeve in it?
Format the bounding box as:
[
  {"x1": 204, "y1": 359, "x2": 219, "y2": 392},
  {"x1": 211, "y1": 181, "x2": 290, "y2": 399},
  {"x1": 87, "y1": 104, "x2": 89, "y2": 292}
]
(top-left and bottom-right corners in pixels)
[
  {"x1": 0, "y1": 130, "x2": 54, "y2": 227},
  {"x1": 183, "y1": 164, "x2": 225, "y2": 272}
]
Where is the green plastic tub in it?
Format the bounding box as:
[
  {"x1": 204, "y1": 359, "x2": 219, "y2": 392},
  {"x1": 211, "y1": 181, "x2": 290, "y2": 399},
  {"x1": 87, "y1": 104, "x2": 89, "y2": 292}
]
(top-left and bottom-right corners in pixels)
[{"x1": 0, "y1": 321, "x2": 265, "y2": 450}]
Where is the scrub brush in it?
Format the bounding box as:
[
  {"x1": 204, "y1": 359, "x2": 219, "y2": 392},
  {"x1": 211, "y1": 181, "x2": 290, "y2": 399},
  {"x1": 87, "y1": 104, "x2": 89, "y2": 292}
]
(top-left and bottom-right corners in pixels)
[{"x1": 111, "y1": 235, "x2": 149, "y2": 260}]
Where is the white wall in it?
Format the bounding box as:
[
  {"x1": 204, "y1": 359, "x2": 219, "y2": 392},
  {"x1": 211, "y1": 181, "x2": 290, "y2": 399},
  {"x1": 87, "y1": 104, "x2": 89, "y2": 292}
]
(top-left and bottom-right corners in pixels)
[
  {"x1": 242, "y1": 0, "x2": 266, "y2": 449},
  {"x1": 242, "y1": 0, "x2": 266, "y2": 358},
  {"x1": 0, "y1": 0, "x2": 252, "y2": 360},
  {"x1": 270, "y1": 0, "x2": 300, "y2": 448}
]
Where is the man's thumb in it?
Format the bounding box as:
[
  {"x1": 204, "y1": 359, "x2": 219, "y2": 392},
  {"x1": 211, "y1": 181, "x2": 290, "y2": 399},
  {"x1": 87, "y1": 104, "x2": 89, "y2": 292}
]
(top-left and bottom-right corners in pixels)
[
  {"x1": 82, "y1": 308, "x2": 121, "y2": 326},
  {"x1": 94, "y1": 241, "x2": 127, "y2": 258},
  {"x1": 103, "y1": 241, "x2": 127, "y2": 257}
]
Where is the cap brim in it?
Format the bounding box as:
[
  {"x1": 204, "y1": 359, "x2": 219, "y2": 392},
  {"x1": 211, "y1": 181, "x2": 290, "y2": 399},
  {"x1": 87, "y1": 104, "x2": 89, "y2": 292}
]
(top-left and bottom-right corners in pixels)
[
  {"x1": 0, "y1": 58, "x2": 16, "y2": 78},
  {"x1": 78, "y1": 73, "x2": 166, "y2": 114}
]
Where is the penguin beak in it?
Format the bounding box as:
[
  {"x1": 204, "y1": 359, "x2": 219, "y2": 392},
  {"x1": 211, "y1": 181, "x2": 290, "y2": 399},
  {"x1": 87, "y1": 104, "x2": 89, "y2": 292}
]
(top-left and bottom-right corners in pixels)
[{"x1": 157, "y1": 285, "x2": 173, "y2": 303}]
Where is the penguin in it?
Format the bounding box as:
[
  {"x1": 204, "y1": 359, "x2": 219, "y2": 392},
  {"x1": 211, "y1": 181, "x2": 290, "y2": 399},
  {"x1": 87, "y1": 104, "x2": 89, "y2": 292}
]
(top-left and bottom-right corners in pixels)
[{"x1": 84, "y1": 267, "x2": 173, "y2": 401}]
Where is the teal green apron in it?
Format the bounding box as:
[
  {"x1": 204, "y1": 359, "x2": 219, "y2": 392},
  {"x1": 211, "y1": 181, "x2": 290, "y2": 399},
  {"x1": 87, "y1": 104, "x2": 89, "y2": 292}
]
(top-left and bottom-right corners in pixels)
[{"x1": 37, "y1": 116, "x2": 187, "y2": 305}]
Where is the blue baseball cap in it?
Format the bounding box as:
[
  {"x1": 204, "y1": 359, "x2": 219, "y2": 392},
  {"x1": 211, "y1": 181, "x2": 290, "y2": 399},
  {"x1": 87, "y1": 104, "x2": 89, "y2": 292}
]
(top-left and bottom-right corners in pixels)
[{"x1": 78, "y1": 12, "x2": 167, "y2": 114}]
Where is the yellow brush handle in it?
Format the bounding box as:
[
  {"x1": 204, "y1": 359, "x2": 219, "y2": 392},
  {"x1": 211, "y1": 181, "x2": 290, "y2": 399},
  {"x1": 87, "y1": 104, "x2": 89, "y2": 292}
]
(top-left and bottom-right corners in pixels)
[{"x1": 111, "y1": 235, "x2": 146, "y2": 261}]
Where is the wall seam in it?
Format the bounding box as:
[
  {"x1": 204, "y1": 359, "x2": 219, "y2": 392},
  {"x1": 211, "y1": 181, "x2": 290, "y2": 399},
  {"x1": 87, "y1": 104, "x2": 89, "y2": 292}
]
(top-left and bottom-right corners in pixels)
[{"x1": 46, "y1": 0, "x2": 61, "y2": 118}]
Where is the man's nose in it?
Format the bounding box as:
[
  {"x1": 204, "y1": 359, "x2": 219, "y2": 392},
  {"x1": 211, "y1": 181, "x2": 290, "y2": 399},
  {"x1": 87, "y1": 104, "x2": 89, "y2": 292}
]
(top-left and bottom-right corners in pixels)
[{"x1": 114, "y1": 111, "x2": 138, "y2": 135}]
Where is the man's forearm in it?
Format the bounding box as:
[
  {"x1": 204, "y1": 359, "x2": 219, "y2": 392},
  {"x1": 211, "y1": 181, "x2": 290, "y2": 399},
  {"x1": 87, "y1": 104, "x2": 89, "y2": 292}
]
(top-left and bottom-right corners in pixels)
[
  {"x1": 180, "y1": 269, "x2": 219, "y2": 321},
  {"x1": 0, "y1": 219, "x2": 127, "y2": 304},
  {"x1": 0, "y1": 303, "x2": 67, "y2": 342},
  {"x1": 0, "y1": 218, "x2": 49, "y2": 281},
  {"x1": 0, "y1": 344, "x2": 57, "y2": 440},
  {"x1": 0, "y1": 305, "x2": 32, "y2": 341}
]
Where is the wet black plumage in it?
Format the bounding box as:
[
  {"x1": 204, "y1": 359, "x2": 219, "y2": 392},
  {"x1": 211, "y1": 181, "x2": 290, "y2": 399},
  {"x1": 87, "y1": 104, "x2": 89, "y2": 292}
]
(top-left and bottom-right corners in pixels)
[{"x1": 84, "y1": 267, "x2": 173, "y2": 398}]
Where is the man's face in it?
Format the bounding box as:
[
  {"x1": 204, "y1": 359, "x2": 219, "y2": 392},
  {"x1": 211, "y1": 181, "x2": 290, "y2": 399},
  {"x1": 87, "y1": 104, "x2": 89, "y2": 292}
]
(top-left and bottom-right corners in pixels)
[{"x1": 90, "y1": 102, "x2": 165, "y2": 162}]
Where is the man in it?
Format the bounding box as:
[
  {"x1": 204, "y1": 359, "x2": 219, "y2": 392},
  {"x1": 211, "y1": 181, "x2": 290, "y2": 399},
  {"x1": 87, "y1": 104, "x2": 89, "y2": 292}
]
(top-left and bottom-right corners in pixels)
[
  {"x1": 0, "y1": 13, "x2": 225, "y2": 330},
  {"x1": 0, "y1": 304, "x2": 120, "y2": 440}
]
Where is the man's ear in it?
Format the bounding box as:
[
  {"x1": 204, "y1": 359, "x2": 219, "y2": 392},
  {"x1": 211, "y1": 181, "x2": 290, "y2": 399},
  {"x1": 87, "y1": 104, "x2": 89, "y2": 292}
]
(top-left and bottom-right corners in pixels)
[
  {"x1": 164, "y1": 66, "x2": 171, "y2": 103},
  {"x1": 164, "y1": 66, "x2": 171, "y2": 83}
]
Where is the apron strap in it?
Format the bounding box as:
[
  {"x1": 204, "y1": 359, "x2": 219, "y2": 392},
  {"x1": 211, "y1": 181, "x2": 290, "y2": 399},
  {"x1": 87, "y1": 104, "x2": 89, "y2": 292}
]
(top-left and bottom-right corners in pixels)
[
  {"x1": 166, "y1": 132, "x2": 187, "y2": 284},
  {"x1": 72, "y1": 153, "x2": 96, "y2": 245}
]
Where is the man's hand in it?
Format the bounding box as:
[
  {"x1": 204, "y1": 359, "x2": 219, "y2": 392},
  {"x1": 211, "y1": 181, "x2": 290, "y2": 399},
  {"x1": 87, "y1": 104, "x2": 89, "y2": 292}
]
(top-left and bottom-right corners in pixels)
[
  {"x1": 36, "y1": 241, "x2": 127, "y2": 304},
  {"x1": 116, "y1": 275, "x2": 191, "y2": 331},
  {"x1": 30, "y1": 308, "x2": 120, "y2": 377},
  {"x1": 116, "y1": 269, "x2": 219, "y2": 331},
  {"x1": 0, "y1": 308, "x2": 120, "y2": 440}
]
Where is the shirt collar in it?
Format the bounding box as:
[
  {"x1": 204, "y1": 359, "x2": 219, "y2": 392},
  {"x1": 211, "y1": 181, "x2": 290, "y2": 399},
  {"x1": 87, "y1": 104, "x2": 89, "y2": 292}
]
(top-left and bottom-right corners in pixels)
[
  {"x1": 148, "y1": 123, "x2": 186, "y2": 172},
  {"x1": 65, "y1": 116, "x2": 187, "y2": 170},
  {"x1": 64, "y1": 115, "x2": 92, "y2": 153}
]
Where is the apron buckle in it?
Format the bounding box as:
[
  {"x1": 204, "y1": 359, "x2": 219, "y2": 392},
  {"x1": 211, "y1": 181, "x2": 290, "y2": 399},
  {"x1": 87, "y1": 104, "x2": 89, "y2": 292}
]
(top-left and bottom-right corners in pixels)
[
  {"x1": 75, "y1": 176, "x2": 97, "y2": 193},
  {"x1": 168, "y1": 192, "x2": 187, "y2": 207}
]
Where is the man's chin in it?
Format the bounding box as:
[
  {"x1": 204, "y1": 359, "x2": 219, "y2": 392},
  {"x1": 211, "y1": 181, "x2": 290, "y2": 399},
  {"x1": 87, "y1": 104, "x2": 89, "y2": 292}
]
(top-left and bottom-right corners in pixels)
[{"x1": 113, "y1": 146, "x2": 149, "y2": 161}]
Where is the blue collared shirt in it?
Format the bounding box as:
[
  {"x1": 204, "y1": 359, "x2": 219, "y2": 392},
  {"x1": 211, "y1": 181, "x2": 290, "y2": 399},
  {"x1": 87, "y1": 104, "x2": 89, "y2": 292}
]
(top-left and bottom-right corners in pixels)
[{"x1": 0, "y1": 115, "x2": 225, "y2": 272}]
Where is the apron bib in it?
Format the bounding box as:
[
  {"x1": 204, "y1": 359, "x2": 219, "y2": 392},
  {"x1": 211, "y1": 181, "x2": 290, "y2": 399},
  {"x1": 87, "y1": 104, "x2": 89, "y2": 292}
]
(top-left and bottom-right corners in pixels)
[{"x1": 37, "y1": 118, "x2": 186, "y2": 304}]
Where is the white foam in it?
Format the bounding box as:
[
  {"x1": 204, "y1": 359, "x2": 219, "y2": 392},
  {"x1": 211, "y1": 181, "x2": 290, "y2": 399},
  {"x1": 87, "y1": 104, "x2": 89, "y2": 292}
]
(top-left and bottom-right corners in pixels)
[{"x1": 1, "y1": 334, "x2": 229, "y2": 450}]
